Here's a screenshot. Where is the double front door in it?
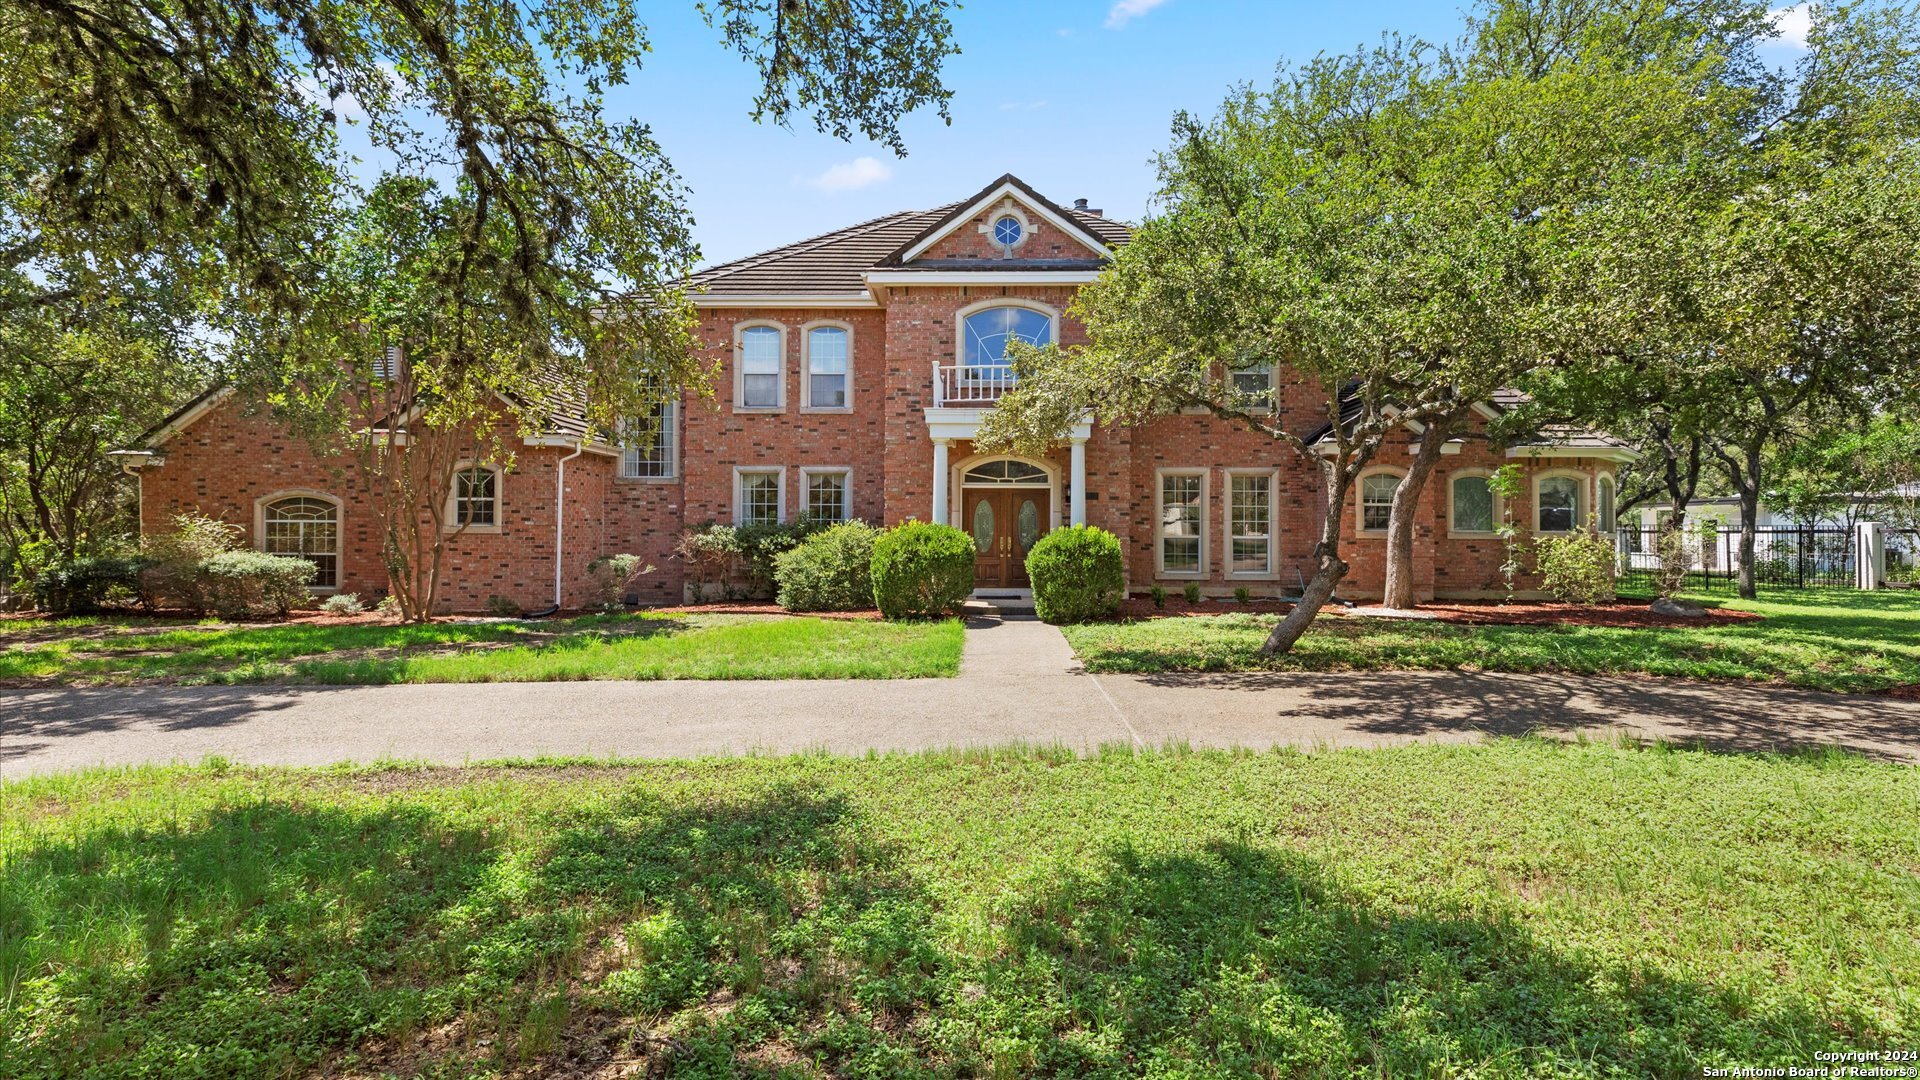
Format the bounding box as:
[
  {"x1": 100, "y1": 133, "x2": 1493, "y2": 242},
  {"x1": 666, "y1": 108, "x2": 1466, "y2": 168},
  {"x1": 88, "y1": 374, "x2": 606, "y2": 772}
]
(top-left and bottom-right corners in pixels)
[{"x1": 966, "y1": 489, "x2": 1049, "y2": 589}]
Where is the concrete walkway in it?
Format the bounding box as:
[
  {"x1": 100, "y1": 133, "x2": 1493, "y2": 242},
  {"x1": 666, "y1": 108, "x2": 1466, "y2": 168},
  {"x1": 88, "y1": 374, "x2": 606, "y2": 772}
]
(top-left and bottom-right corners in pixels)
[{"x1": 5, "y1": 616, "x2": 1919, "y2": 776}]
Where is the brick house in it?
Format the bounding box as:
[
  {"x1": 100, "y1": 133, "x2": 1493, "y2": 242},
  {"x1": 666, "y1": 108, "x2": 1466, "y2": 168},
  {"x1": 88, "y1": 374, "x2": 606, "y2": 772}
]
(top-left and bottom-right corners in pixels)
[{"x1": 118, "y1": 174, "x2": 1631, "y2": 611}]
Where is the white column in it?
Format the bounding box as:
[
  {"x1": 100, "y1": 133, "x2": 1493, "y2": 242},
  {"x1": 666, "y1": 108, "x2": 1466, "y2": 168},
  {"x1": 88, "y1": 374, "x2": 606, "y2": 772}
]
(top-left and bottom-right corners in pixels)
[
  {"x1": 1857, "y1": 521, "x2": 1886, "y2": 590},
  {"x1": 1069, "y1": 437, "x2": 1087, "y2": 527},
  {"x1": 931, "y1": 438, "x2": 950, "y2": 525}
]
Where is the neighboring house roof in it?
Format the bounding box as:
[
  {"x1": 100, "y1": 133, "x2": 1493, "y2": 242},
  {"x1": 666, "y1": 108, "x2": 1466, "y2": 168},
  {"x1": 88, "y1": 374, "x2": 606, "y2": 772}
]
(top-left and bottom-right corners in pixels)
[
  {"x1": 688, "y1": 173, "x2": 1133, "y2": 299},
  {"x1": 1301, "y1": 383, "x2": 1631, "y2": 459}
]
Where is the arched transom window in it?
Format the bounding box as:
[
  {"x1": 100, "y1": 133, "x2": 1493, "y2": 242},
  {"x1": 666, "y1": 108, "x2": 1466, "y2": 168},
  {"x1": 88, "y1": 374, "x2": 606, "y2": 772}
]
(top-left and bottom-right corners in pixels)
[
  {"x1": 262, "y1": 496, "x2": 338, "y2": 589},
  {"x1": 962, "y1": 306, "x2": 1052, "y2": 375},
  {"x1": 963, "y1": 459, "x2": 1049, "y2": 485}
]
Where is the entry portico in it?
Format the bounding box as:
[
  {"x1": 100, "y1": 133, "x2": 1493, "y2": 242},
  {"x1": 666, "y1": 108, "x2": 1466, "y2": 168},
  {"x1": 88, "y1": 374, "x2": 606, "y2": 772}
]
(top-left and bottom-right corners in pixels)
[{"x1": 925, "y1": 407, "x2": 1092, "y2": 530}]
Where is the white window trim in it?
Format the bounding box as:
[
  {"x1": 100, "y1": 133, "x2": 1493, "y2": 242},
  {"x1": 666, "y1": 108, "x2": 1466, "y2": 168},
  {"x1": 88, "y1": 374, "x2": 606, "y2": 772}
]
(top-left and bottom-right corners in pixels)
[
  {"x1": 1533, "y1": 469, "x2": 1590, "y2": 535},
  {"x1": 733, "y1": 465, "x2": 788, "y2": 526},
  {"x1": 1154, "y1": 467, "x2": 1210, "y2": 579},
  {"x1": 1222, "y1": 467, "x2": 1280, "y2": 580},
  {"x1": 952, "y1": 297, "x2": 1061, "y2": 371},
  {"x1": 799, "y1": 320, "x2": 854, "y2": 413},
  {"x1": 618, "y1": 398, "x2": 680, "y2": 482},
  {"x1": 252, "y1": 489, "x2": 342, "y2": 593},
  {"x1": 1228, "y1": 358, "x2": 1278, "y2": 415},
  {"x1": 445, "y1": 462, "x2": 504, "y2": 534},
  {"x1": 1356, "y1": 467, "x2": 1404, "y2": 538},
  {"x1": 1446, "y1": 468, "x2": 1502, "y2": 538},
  {"x1": 733, "y1": 321, "x2": 786, "y2": 413},
  {"x1": 1596, "y1": 473, "x2": 1618, "y2": 533},
  {"x1": 799, "y1": 466, "x2": 854, "y2": 522}
]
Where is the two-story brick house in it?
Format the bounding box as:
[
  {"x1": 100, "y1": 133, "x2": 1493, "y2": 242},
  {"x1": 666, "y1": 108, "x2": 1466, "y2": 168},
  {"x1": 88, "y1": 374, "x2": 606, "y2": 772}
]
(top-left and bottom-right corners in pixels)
[{"x1": 120, "y1": 174, "x2": 1632, "y2": 611}]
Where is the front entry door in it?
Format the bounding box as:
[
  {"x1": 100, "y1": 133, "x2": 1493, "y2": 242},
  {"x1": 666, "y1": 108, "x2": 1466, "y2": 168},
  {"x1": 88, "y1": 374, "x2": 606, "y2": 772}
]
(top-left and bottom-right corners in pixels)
[{"x1": 966, "y1": 489, "x2": 1050, "y2": 589}]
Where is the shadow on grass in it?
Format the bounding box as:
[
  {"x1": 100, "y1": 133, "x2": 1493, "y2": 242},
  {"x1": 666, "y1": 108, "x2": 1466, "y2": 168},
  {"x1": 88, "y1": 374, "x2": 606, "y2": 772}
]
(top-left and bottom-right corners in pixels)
[
  {"x1": 289, "y1": 618, "x2": 694, "y2": 684},
  {"x1": 0, "y1": 780, "x2": 1857, "y2": 1077}
]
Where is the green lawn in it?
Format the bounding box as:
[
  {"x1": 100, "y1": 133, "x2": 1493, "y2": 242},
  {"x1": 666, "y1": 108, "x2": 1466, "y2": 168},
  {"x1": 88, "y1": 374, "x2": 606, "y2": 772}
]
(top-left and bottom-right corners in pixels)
[
  {"x1": 1063, "y1": 588, "x2": 1920, "y2": 693},
  {"x1": 2, "y1": 742, "x2": 1915, "y2": 1077},
  {"x1": 0, "y1": 613, "x2": 964, "y2": 685}
]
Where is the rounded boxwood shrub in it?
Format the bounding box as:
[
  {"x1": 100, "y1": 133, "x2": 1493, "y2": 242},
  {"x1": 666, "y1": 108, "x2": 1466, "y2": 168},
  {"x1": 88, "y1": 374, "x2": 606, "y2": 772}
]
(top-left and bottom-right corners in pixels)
[
  {"x1": 1025, "y1": 525, "x2": 1125, "y2": 623},
  {"x1": 775, "y1": 521, "x2": 879, "y2": 612},
  {"x1": 196, "y1": 551, "x2": 317, "y2": 617},
  {"x1": 871, "y1": 521, "x2": 975, "y2": 619}
]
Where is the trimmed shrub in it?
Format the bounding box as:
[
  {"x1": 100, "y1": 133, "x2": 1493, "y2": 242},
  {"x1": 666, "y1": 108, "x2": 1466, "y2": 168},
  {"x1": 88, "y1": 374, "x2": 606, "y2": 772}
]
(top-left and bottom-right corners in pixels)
[
  {"x1": 1183, "y1": 582, "x2": 1202, "y2": 604},
  {"x1": 140, "y1": 512, "x2": 243, "y2": 611},
  {"x1": 774, "y1": 521, "x2": 879, "y2": 612},
  {"x1": 487, "y1": 595, "x2": 523, "y2": 618},
  {"x1": 736, "y1": 518, "x2": 827, "y2": 589},
  {"x1": 31, "y1": 556, "x2": 153, "y2": 614},
  {"x1": 196, "y1": 551, "x2": 317, "y2": 618},
  {"x1": 674, "y1": 524, "x2": 744, "y2": 601},
  {"x1": 1024, "y1": 525, "x2": 1124, "y2": 624},
  {"x1": 320, "y1": 593, "x2": 365, "y2": 616},
  {"x1": 1534, "y1": 530, "x2": 1618, "y2": 605},
  {"x1": 871, "y1": 522, "x2": 975, "y2": 619},
  {"x1": 585, "y1": 554, "x2": 653, "y2": 611}
]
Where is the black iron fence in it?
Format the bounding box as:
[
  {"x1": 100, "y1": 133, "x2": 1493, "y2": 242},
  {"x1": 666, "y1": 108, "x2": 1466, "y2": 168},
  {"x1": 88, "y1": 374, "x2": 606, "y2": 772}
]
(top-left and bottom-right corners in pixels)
[
  {"x1": 1890, "y1": 529, "x2": 1920, "y2": 587},
  {"x1": 1615, "y1": 527, "x2": 1857, "y2": 591}
]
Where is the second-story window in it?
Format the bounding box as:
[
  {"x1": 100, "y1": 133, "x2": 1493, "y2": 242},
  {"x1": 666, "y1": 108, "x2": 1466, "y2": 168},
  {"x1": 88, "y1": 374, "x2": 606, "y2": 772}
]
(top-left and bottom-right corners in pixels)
[
  {"x1": 620, "y1": 400, "x2": 677, "y2": 479},
  {"x1": 1230, "y1": 359, "x2": 1274, "y2": 411},
  {"x1": 962, "y1": 306, "x2": 1052, "y2": 379},
  {"x1": 806, "y1": 326, "x2": 849, "y2": 409},
  {"x1": 738, "y1": 325, "x2": 782, "y2": 409}
]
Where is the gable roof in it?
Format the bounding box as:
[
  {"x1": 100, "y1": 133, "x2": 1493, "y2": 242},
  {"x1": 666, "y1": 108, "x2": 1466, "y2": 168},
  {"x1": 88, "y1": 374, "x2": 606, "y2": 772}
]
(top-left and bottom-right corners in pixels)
[
  {"x1": 687, "y1": 174, "x2": 1132, "y2": 301},
  {"x1": 874, "y1": 173, "x2": 1128, "y2": 268}
]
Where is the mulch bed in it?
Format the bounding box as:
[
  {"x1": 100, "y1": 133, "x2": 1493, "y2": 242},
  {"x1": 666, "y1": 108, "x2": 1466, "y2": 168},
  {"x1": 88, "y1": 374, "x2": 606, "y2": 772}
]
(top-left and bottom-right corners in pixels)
[
  {"x1": 1111, "y1": 595, "x2": 1763, "y2": 628},
  {"x1": 644, "y1": 603, "x2": 885, "y2": 621},
  {"x1": 1360, "y1": 600, "x2": 1765, "y2": 629},
  {"x1": 1116, "y1": 597, "x2": 1299, "y2": 620}
]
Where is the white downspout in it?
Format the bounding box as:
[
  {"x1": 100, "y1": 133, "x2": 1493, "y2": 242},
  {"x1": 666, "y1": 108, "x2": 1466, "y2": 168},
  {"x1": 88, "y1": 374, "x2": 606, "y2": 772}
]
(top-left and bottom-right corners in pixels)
[{"x1": 553, "y1": 442, "x2": 585, "y2": 610}]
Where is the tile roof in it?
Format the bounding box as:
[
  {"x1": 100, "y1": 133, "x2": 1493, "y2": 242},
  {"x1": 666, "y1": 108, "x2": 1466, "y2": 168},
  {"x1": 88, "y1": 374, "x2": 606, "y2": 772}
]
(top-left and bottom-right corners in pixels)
[{"x1": 687, "y1": 174, "x2": 1134, "y2": 298}]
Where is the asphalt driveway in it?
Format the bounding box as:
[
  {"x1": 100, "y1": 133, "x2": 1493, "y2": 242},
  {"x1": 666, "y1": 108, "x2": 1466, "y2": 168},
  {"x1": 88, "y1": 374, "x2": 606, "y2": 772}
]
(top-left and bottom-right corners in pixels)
[{"x1": 5, "y1": 618, "x2": 1919, "y2": 776}]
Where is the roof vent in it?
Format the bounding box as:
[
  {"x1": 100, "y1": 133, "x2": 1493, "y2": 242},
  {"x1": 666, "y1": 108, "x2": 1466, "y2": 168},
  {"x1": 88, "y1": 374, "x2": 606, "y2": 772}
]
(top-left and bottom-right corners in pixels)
[{"x1": 1072, "y1": 197, "x2": 1103, "y2": 218}]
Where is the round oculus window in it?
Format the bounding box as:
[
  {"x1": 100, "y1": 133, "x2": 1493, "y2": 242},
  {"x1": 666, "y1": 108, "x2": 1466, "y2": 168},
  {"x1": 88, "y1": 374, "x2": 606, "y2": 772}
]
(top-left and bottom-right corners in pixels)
[{"x1": 992, "y1": 215, "x2": 1022, "y2": 246}]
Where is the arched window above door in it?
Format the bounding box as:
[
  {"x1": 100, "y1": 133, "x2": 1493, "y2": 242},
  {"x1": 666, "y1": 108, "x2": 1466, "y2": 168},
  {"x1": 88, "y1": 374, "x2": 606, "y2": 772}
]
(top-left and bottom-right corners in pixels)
[{"x1": 963, "y1": 459, "x2": 1048, "y2": 485}]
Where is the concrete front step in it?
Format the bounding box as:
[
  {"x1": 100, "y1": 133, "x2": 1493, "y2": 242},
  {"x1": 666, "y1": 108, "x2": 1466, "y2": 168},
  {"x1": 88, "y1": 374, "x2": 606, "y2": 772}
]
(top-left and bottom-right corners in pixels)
[{"x1": 971, "y1": 594, "x2": 1036, "y2": 615}]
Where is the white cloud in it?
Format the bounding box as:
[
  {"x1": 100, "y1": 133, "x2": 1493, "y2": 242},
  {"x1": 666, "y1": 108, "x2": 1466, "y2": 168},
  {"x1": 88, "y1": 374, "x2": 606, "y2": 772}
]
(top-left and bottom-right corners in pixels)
[
  {"x1": 1770, "y1": 4, "x2": 1812, "y2": 49},
  {"x1": 1105, "y1": 0, "x2": 1168, "y2": 30},
  {"x1": 999, "y1": 99, "x2": 1049, "y2": 112},
  {"x1": 801, "y1": 156, "x2": 894, "y2": 193}
]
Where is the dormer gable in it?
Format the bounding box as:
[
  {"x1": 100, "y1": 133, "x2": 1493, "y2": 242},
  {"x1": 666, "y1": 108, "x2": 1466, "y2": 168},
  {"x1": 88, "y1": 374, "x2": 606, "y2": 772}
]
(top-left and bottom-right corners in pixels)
[{"x1": 876, "y1": 174, "x2": 1117, "y2": 269}]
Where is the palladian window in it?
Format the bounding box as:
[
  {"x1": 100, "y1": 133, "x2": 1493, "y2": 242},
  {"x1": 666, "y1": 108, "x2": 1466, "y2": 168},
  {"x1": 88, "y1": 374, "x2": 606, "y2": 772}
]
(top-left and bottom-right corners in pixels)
[
  {"x1": 961, "y1": 306, "x2": 1052, "y2": 379},
  {"x1": 262, "y1": 496, "x2": 338, "y2": 589}
]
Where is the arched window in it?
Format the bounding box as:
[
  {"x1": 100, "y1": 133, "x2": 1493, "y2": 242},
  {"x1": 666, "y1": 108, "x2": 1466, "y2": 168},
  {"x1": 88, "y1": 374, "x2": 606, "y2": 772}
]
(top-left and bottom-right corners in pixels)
[
  {"x1": 1536, "y1": 474, "x2": 1584, "y2": 534},
  {"x1": 962, "y1": 459, "x2": 1049, "y2": 485},
  {"x1": 452, "y1": 465, "x2": 499, "y2": 528},
  {"x1": 1450, "y1": 473, "x2": 1497, "y2": 535},
  {"x1": 1358, "y1": 471, "x2": 1402, "y2": 534},
  {"x1": 1597, "y1": 475, "x2": 1617, "y2": 534},
  {"x1": 962, "y1": 306, "x2": 1053, "y2": 377},
  {"x1": 804, "y1": 324, "x2": 850, "y2": 409},
  {"x1": 736, "y1": 323, "x2": 784, "y2": 409},
  {"x1": 262, "y1": 496, "x2": 338, "y2": 589}
]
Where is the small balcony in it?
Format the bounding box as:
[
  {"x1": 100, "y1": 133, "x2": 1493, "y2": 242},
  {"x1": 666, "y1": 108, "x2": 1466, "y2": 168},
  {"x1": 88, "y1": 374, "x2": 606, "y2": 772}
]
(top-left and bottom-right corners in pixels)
[{"x1": 932, "y1": 363, "x2": 1016, "y2": 408}]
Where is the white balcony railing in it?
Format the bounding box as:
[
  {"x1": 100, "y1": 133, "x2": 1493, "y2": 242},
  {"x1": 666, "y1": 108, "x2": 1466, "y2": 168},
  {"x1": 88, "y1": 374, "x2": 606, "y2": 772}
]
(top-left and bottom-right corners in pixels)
[{"x1": 933, "y1": 363, "x2": 1017, "y2": 407}]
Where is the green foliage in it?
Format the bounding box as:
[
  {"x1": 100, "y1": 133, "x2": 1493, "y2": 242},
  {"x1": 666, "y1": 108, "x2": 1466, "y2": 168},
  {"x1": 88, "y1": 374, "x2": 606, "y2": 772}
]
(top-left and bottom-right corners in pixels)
[
  {"x1": 1184, "y1": 582, "x2": 1202, "y2": 604},
  {"x1": 319, "y1": 593, "x2": 365, "y2": 616},
  {"x1": 1656, "y1": 527, "x2": 1694, "y2": 601},
  {"x1": 1150, "y1": 585, "x2": 1167, "y2": 609},
  {"x1": 584, "y1": 554, "x2": 653, "y2": 612},
  {"x1": 196, "y1": 551, "x2": 317, "y2": 618},
  {"x1": 487, "y1": 595, "x2": 524, "y2": 619},
  {"x1": 4, "y1": 740, "x2": 1917, "y2": 1075},
  {"x1": 871, "y1": 522, "x2": 975, "y2": 620},
  {"x1": 1533, "y1": 531, "x2": 1618, "y2": 605},
  {"x1": 1024, "y1": 525, "x2": 1125, "y2": 624},
  {"x1": 674, "y1": 524, "x2": 746, "y2": 600},
  {"x1": 29, "y1": 556, "x2": 153, "y2": 615},
  {"x1": 1489, "y1": 464, "x2": 1527, "y2": 602},
  {"x1": 1234, "y1": 586, "x2": 1252, "y2": 603},
  {"x1": 736, "y1": 518, "x2": 828, "y2": 589},
  {"x1": 140, "y1": 512, "x2": 243, "y2": 611},
  {"x1": 774, "y1": 521, "x2": 879, "y2": 612}
]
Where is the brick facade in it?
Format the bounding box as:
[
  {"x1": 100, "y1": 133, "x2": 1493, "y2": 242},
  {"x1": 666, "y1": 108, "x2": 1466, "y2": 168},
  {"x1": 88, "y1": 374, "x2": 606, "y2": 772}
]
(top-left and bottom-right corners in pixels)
[{"x1": 130, "y1": 178, "x2": 1625, "y2": 610}]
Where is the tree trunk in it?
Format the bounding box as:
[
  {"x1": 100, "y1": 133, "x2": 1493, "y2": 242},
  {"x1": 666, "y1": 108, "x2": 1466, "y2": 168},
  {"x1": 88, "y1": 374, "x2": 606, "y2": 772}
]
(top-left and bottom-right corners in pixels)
[
  {"x1": 1734, "y1": 441, "x2": 1762, "y2": 600},
  {"x1": 1382, "y1": 415, "x2": 1457, "y2": 610},
  {"x1": 1262, "y1": 459, "x2": 1361, "y2": 655},
  {"x1": 1261, "y1": 546, "x2": 1347, "y2": 654}
]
